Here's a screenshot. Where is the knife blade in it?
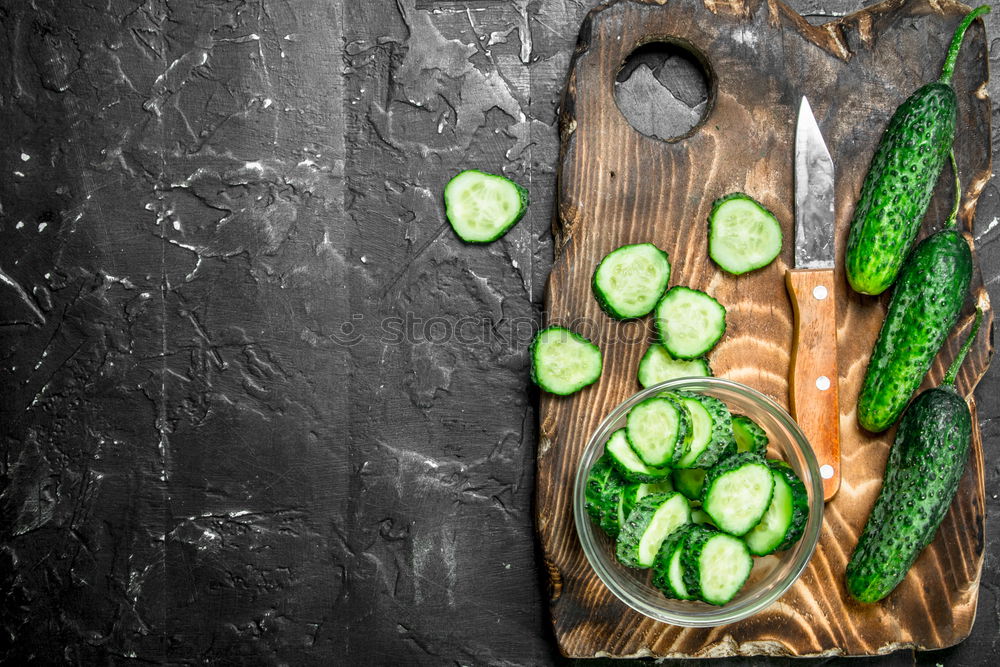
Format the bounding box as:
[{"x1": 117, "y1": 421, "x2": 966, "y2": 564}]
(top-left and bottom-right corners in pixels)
[{"x1": 786, "y1": 96, "x2": 842, "y2": 501}]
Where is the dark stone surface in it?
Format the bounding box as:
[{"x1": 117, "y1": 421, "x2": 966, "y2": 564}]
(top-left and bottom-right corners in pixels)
[{"x1": 0, "y1": 0, "x2": 996, "y2": 664}]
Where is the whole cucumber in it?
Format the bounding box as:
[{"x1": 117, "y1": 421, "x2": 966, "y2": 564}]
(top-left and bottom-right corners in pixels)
[
  {"x1": 845, "y1": 6, "x2": 989, "y2": 296},
  {"x1": 857, "y1": 224, "x2": 972, "y2": 433},
  {"x1": 846, "y1": 311, "x2": 982, "y2": 603}
]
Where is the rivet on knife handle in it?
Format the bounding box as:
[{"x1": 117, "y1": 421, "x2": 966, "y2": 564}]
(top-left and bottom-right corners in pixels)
[{"x1": 786, "y1": 268, "x2": 841, "y2": 500}]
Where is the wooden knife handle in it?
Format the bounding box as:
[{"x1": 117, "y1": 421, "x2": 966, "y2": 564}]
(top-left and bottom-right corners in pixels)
[{"x1": 785, "y1": 268, "x2": 841, "y2": 501}]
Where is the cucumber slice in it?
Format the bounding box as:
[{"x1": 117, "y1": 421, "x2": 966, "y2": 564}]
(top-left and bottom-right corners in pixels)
[
  {"x1": 732, "y1": 414, "x2": 769, "y2": 454},
  {"x1": 672, "y1": 468, "x2": 706, "y2": 501},
  {"x1": 669, "y1": 391, "x2": 733, "y2": 469},
  {"x1": 637, "y1": 344, "x2": 712, "y2": 388},
  {"x1": 653, "y1": 524, "x2": 704, "y2": 600},
  {"x1": 605, "y1": 429, "x2": 671, "y2": 483},
  {"x1": 444, "y1": 169, "x2": 528, "y2": 243},
  {"x1": 708, "y1": 193, "x2": 783, "y2": 275},
  {"x1": 530, "y1": 326, "x2": 602, "y2": 395},
  {"x1": 616, "y1": 492, "x2": 691, "y2": 568},
  {"x1": 744, "y1": 461, "x2": 809, "y2": 555},
  {"x1": 625, "y1": 396, "x2": 688, "y2": 467},
  {"x1": 591, "y1": 243, "x2": 671, "y2": 319},
  {"x1": 585, "y1": 454, "x2": 626, "y2": 538},
  {"x1": 621, "y1": 479, "x2": 674, "y2": 520},
  {"x1": 682, "y1": 529, "x2": 754, "y2": 605},
  {"x1": 654, "y1": 287, "x2": 727, "y2": 359},
  {"x1": 702, "y1": 452, "x2": 775, "y2": 536}
]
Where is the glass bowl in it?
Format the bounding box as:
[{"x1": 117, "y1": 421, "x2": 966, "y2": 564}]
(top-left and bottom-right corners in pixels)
[{"x1": 573, "y1": 376, "x2": 823, "y2": 627}]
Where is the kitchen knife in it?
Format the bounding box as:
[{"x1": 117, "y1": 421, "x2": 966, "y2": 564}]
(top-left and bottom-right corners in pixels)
[{"x1": 787, "y1": 96, "x2": 841, "y2": 501}]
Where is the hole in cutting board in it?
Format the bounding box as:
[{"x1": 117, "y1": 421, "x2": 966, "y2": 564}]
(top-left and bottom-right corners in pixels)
[{"x1": 615, "y1": 41, "x2": 711, "y2": 142}]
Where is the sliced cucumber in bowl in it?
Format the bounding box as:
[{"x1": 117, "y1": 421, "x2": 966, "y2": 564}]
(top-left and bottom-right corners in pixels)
[
  {"x1": 604, "y1": 429, "x2": 671, "y2": 483},
  {"x1": 626, "y1": 395, "x2": 688, "y2": 467},
  {"x1": 702, "y1": 452, "x2": 775, "y2": 536},
  {"x1": 744, "y1": 461, "x2": 808, "y2": 555},
  {"x1": 581, "y1": 386, "x2": 813, "y2": 610},
  {"x1": 732, "y1": 414, "x2": 769, "y2": 453},
  {"x1": 682, "y1": 528, "x2": 755, "y2": 606},
  {"x1": 668, "y1": 390, "x2": 732, "y2": 469},
  {"x1": 616, "y1": 492, "x2": 691, "y2": 568}
]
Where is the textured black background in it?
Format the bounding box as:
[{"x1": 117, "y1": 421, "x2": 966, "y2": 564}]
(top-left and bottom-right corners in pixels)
[{"x1": 0, "y1": 0, "x2": 997, "y2": 664}]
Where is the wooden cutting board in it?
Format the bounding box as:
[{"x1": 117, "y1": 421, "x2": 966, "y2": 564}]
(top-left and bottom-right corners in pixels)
[{"x1": 536, "y1": 0, "x2": 994, "y2": 658}]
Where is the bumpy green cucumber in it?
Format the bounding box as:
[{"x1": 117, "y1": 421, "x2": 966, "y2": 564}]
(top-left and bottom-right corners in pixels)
[
  {"x1": 585, "y1": 455, "x2": 615, "y2": 524},
  {"x1": 732, "y1": 414, "x2": 769, "y2": 453},
  {"x1": 584, "y1": 454, "x2": 626, "y2": 538},
  {"x1": 857, "y1": 157, "x2": 973, "y2": 432},
  {"x1": 621, "y1": 480, "x2": 674, "y2": 521},
  {"x1": 652, "y1": 524, "x2": 703, "y2": 600},
  {"x1": 681, "y1": 528, "x2": 754, "y2": 605},
  {"x1": 845, "y1": 6, "x2": 989, "y2": 295},
  {"x1": 670, "y1": 391, "x2": 733, "y2": 469},
  {"x1": 616, "y1": 492, "x2": 691, "y2": 568},
  {"x1": 847, "y1": 311, "x2": 982, "y2": 603}
]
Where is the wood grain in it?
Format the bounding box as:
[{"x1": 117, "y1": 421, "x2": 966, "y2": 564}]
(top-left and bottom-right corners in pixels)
[
  {"x1": 786, "y1": 267, "x2": 842, "y2": 499},
  {"x1": 537, "y1": 0, "x2": 994, "y2": 657}
]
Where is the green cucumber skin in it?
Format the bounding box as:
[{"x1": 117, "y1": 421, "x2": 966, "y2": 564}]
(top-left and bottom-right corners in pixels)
[
  {"x1": 584, "y1": 455, "x2": 615, "y2": 524},
  {"x1": 846, "y1": 384, "x2": 971, "y2": 603},
  {"x1": 444, "y1": 169, "x2": 529, "y2": 244},
  {"x1": 845, "y1": 82, "x2": 957, "y2": 295},
  {"x1": 591, "y1": 244, "x2": 671, "y2": 320},
  {"x1": 652, "y1": 524, "x2": 703, "y2": 600},
  {"x1": 680, "y1": 529, "x2": 752, "y2": 605},
  {"x1": 584, "y1": 455, "x2": 625, "y2": 538},
  {"x1": 615, "y1": 492, "x2": 680, "y2": 568},
  {"x1": 857, "y1": 230, "x2": 972, "y2": 432},
  {"x1": 598, "y1": 473, "x2": 625, "y2": 538},
  {"x1": 763, "y1": 460, "x2": 809, "y2": 554},
  {"x1": 732, "y1": 414, "x2": 769, "y2": 454},
  {"x1": 671, "y1": 390, "x2": 733, "y2": 469}
]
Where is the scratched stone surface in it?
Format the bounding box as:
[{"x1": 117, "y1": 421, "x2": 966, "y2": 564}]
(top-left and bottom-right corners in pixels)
[{"x1": 0, "y1": 0, "x2": 996, "y2": 664}]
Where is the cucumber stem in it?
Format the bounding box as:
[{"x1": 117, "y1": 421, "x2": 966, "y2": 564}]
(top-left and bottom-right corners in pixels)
[
  {"x1": 939, "y1": 6, "x2": 991, "y2": 85},
  {"x1": 946, "y1": 150, "x2": 960, "y2": 228},
  {"x1": 943, "y1": 308, "x2": 984, "y2": 386}
]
